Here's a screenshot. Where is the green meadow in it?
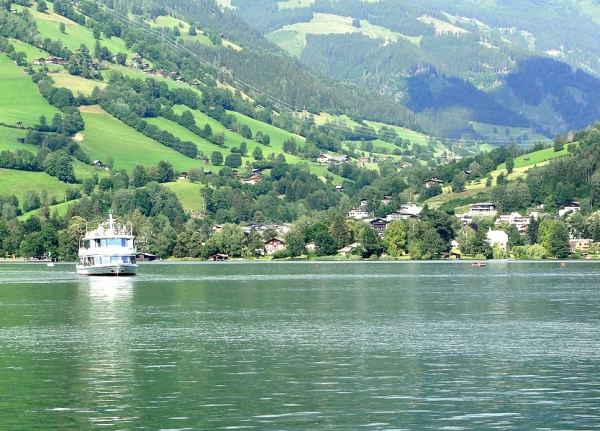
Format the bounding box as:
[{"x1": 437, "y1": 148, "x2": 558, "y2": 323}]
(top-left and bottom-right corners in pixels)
[
  {"x1": 267, "y1": 13, "x2": 404, "y2": 57},
  {"x1": 497, "y1": 144, "x2": 571, "y2": 170},
  {"x1": 30, "y1": 5, "x2": 135, "y2": 56},
  {"x1": 172, "y1": 105, "x2": 251, "y2": 150},
  {"x1": 228, "y1": 111, "x2": 343, "y2": 179},
  {"x1": 167, "y1": 106, "x2": 340, "y2": 180},
  {"x1": 314, "y1": 113, "x2": 363, "y2": 128},
  {"x1": 470, "y1": 122, "x2": 552, "y2": 147},
  {"x1": 108, "y1": 64, "x2": 204, "y2": 95},
  {"x1": 0, "y1": 126, "x2": 31, "y2": 152},
  {"x1": 170, "y1": 105, "x2": 297, "y2": 164},
  {"x1": 0, "y1": 55, "x2": 61, "y2": 127},
  {"x1": 230, "y1": 111, "x2": 307, "y2": 149},
  {"x1": 0, "y1": 125, "x2": 108, "y2": 200},
  {"x1": 144, "y1": 116, "x2": 222, "y2": 161},
  {"x1": 163, "y1": 180, "x2": 204, "y2": 211},
  {"x1": 0, "y1": 168, "x2": 72, "y2": 204},
  {"x1": 418, "y1": 16, "x2": 468, "y2": 35},
  {"x1": 9, "y1": 38, "x2": 46, "y2": 60},
  {"x1": 149, "y1": 15, "x2": 242, "y2": 50},
  {"x1": 50, "y1": 72, "x2": 106, "y2": 96},
  {"x1": 424, "y1": 142, "x2": 574, "y2": 207},
  {"x1": 364, "y1": 120, "x2": 431, "y2": 147},
  {"x1": 19, "y1": 199, "x2": 71, "y2": 219},
  {"x1": 76, "y1": 106, "x2": 206, "y2": 173}
]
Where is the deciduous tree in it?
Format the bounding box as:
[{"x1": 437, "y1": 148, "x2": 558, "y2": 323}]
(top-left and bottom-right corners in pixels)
[
  {"x1": 210, "y1": 151, "x2": 223, "y2": 166},
  {"x1": 382, "y1": 220, "x2": 406, "y2": 256}
]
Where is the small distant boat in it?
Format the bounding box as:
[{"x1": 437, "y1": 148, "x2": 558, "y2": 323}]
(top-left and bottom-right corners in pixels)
[
  {"x1": 47, "y1": 262, "x2": 54, "y2": 267},
  {"x1": 472, "y1": 262, "x2": 486, "y2": 267},
  {"x1": 76, "y1": 211, "x2": 138, "y2": 276}
]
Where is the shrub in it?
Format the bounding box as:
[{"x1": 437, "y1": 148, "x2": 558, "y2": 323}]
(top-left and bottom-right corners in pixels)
[{"x1": 271, "y1": 249, "x2": 290, "y2": 259}]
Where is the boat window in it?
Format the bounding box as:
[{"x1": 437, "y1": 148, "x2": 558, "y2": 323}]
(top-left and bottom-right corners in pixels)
[
  {"x1": 100, "y1": 239, "x2": 126, "y2": 247},
  {"x1": 121, "y1": 256, "x2": 130, "y2": 263}
]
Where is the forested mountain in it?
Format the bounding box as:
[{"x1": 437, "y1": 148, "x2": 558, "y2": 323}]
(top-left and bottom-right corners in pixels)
[
  {"x1": 229, "y1": 0, "x2": 600, "y2": 138},
  {"x1": 3, "y1": 0, "x2": 600, "y2": 263}
]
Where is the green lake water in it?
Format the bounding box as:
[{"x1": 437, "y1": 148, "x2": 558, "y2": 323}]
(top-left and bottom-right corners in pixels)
[{"x1": 0, "y1": 261, "x2": 599, "y2": 429}]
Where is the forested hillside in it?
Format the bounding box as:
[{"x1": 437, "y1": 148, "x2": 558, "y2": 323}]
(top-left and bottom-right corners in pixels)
[
  {"x1": 230, "y1": 0, "x2": 600, "y2": 139},
  {"x1": 2, "y1": 0, "x2": 600, "y2": 263}
]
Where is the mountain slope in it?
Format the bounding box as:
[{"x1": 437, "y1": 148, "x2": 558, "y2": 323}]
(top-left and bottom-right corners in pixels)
[{"x1": 228, "y1": 0, "x2": 600, "y2": 138}]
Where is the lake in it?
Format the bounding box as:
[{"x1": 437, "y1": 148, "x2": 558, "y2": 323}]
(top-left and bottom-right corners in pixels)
[{"x1": 0, "y1": 261, "x2": 599, "y2": 430}]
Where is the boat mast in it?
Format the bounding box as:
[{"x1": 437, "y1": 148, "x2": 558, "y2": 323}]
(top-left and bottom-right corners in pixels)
[{"x1": 108, "y1": 209, "x2": 114, "y2": 232}]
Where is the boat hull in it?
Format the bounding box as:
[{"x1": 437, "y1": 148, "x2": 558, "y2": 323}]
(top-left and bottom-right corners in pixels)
[{"x1": 76, "y1": 263, "x2": 138, "y2": 276}]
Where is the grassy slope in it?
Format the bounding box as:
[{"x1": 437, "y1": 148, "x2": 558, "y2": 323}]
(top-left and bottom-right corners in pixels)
[
  {"x1": 149, "y1": 15, "x2": 242, "y2": 50},
  {"x1": 30, "y1": 3, "x2": 135, "y2": 56},
  {"x1": 497, "y1": 144, "x2": 570, "y2": 170},
  {"x1": 163, "y1": 180, "x2": 204, "y2": 211},
  {"x1": 228, "y1": 111, "x2": 343, "y2": 179},
  {"x1": 364, "y1": 120, "x2": 431, "y2": 147},
  {"x1": 9, "y1": 38, "x2": 47, "y2": 60},
  {"x1": 0, "y1": 55, "x2": 62, "y2": 127},
  {"x1": 19, "y1": 199, "x2": 71, "y2": 219},
  {"x1": 0, "y1": 168, "x2": 72, "y2": 204},
  {"x1": 426, "y1": 144, "x2": 573, "y2": 208},
  {"x1": 470, "y1": 122, "x2": 552, "y2": 147},
  {"x1": 267, "y1": 13, "x2": 409, "y2": 57},
  {"x1": 1, "y1": 129, "x2": 114, "y2": 184},
  {"x1": 76, "y1": 106, "x2": 206, "y2": 173},
  {"x1": 108, "y1": 63, "x2": 203, "y2": 94},
  {"x1": 51, "y1": 72, "x2": 107, "y2": 96},
  {"x1": 418, "y1": 16, "x2": 468, "y2": 35},
  {"x1": 0, "y1": 126, "x2": 30, "y2": 151},
  {"x1": 145, "y1": 116, "x2": 218, "y2": 156},
  {"x1": 167, "y1": 106, "x2": 340, "y2": 180},
  {"x1": 313, "y1": 112, "x2": 362, "y2": 128}
]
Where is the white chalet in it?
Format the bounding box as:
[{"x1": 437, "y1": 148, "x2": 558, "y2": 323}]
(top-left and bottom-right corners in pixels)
[
  {"x1": 495, "y1": 212, "x2": 529, "y2": 234},
  {"x1": 469, "y1": 203, "x2": 497, "y2": 217},
  {"x1": 264, "y1": 237, "x2": 286, "y2": 255},
  {"x1": 486, "y1": 228, "x2": 509, "y2": 251},
  {"x1": 317, "y1": 154, "x2": 349, "y2": 164},
  {"x1": 385, "y1": 204, "x2": 423, "y2": 221},
  {"x1": 558, "y1": 202, "x2": 581, "y2": 218},
  {"x1": 348, "y1": 205, "x2": 373, "y2": 220}
]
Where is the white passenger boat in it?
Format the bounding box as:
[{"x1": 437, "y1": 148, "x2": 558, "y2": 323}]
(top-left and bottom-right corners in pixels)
[{"x1": 76, "y1": 212, "x2": 138, "y2": 276}]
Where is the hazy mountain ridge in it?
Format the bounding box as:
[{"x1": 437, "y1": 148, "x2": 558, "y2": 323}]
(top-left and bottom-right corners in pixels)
[{"x1": 228, "y1": 0, "x2": 600, "y2": 138}]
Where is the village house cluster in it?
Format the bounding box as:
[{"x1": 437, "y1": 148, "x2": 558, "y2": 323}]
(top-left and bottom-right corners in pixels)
[
  {"x1": 344, "y1": 197, "x2": 591, "y2": 256},
  {"x1": 454, "y1": 201, "x2": 590, "y2": 253},
  {"x1": 198, "y1": 195, "x2": 592, "y2": 260}
]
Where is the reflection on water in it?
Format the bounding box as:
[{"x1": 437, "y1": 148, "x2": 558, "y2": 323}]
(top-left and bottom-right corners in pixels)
[
  {"x1": 80, "y1": 275, "x2": 136, "y2": 428},
  {"x1": 0, "y1": 262, "x2": 599, "y2": 429},
  {"x1": 84, "y1": 275, "x2": 134, "y2": 302}
]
